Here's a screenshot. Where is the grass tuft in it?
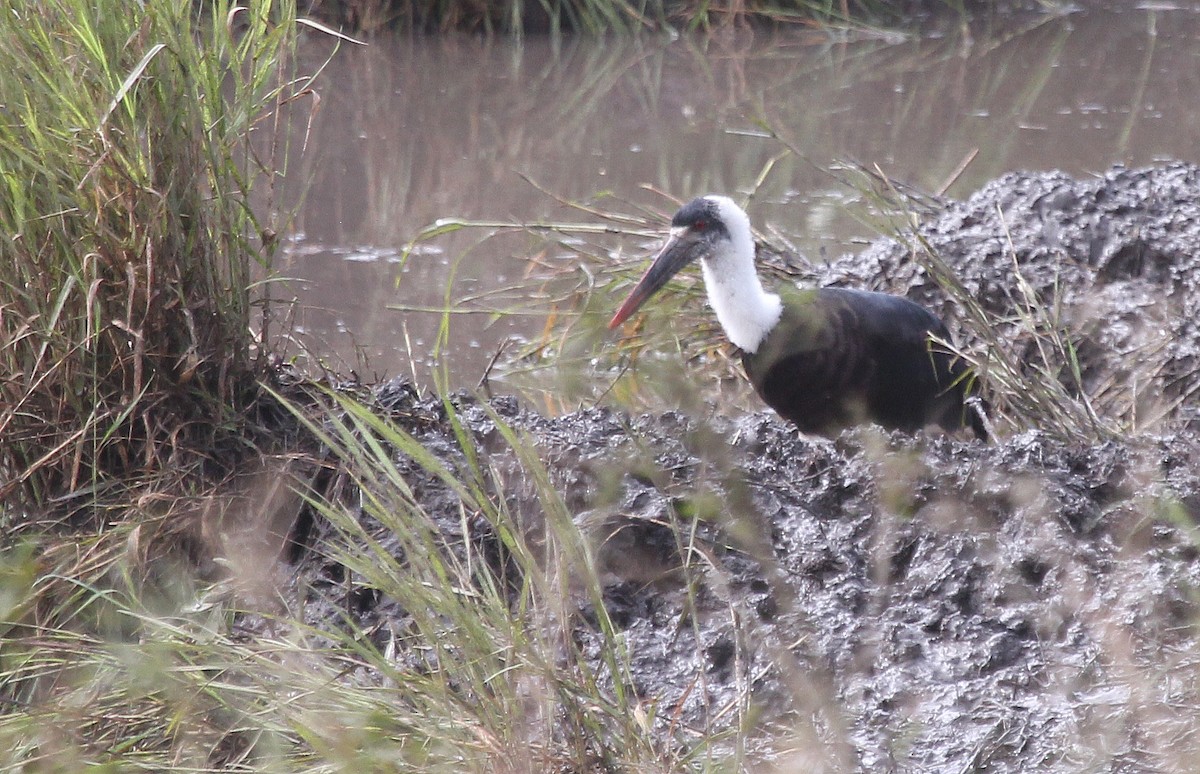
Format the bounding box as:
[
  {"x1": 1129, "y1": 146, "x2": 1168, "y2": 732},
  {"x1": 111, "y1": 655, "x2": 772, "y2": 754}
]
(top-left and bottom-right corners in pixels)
[
  {"x1": 253, "y1": 383, "x2": 718, "y2": 770},
  {"x1": 0, "y1": 1, "x2": 302, "y2": 506}
]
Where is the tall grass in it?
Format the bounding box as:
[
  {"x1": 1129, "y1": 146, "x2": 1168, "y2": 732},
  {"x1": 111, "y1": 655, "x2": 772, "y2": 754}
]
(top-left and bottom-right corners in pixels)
[
  {"x1": 273, "y1": 387, "x2": 671, "y2": 770},
  {"x1": 0, "y1": 380, "x2": 761, "y2": 770},
  {"x1": 0, "y1": 1, "x2": 301, "y2": 506},
  {"x1": 0, "y1": 4, "x2": 317, "y2": 765}
]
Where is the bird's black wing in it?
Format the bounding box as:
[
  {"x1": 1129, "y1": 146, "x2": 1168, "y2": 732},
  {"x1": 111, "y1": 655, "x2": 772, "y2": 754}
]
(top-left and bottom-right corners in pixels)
[
  {"x1": 744, "y1": 287, "x2": 984, "y2": 437},
  {"x1": 822, "y1": 288, "x2": 985, "y2": 437}
]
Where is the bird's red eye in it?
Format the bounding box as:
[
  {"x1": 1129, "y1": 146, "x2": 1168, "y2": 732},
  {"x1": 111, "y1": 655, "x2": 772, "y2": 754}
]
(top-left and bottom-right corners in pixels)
[{"x1": 693, "y1": 220, "x2": 707, "y2": 231}]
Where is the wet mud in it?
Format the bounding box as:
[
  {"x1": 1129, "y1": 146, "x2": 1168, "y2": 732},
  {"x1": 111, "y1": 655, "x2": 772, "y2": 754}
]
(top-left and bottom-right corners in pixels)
[{"x1": 280, "y1": 164, "x2": 1200, "y2": 771}]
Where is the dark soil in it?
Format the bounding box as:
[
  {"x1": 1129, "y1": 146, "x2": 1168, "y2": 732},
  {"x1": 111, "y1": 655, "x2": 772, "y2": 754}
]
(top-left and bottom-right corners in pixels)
[{"x1": 277, "y1": 163, "x2": 1200, "y2": 772}]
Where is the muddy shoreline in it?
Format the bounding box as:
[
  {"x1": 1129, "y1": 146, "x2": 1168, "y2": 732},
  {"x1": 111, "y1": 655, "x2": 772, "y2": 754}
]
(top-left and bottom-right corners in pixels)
[{"x1": 273, "y1": 164, "x2": 1200, "y2": 771}]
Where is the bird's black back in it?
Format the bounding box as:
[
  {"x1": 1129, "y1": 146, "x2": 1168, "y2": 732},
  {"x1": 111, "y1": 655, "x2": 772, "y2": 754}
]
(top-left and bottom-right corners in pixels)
[{"x1": 742, "y1": 287, "x2": 986, "y2": 439}]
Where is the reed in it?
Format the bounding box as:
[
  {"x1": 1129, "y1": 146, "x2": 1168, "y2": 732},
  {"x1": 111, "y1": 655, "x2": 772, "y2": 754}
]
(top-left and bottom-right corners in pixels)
[{"x1": 0, "y1": 0, "x2": 301, "y2": 506}]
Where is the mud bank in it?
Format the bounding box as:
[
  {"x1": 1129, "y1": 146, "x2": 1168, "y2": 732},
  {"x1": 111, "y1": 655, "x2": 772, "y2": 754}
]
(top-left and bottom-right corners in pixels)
[{"x1": 280, "y1": 164, "x2": 1200, "y2": 771}]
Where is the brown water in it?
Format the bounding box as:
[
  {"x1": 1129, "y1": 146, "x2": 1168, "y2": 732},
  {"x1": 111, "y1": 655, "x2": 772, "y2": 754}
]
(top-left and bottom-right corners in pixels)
[{"x1": 274, "y1": 5, "x2": 1200, "y2": 403}]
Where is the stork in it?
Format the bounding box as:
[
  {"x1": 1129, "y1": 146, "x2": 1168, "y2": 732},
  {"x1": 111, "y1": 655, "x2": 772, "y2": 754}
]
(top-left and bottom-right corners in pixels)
[{"x1": 608, "y1": 195, "x2": 987, "y2": 440}]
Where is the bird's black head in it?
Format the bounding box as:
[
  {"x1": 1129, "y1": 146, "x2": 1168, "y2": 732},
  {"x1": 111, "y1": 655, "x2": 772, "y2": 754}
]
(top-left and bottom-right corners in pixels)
[
  {"x1": 608, "y1": 195, "x2": 741, "y2": 329},
  {"x1": 671, "y1": 196, "x2": 732, "y2": 243}
]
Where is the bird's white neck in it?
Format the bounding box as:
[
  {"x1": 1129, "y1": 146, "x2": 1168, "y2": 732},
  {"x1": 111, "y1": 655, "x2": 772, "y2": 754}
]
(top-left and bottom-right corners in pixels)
[{"x1": 699, "y1": 229, "x2": 782, "y2": 354}]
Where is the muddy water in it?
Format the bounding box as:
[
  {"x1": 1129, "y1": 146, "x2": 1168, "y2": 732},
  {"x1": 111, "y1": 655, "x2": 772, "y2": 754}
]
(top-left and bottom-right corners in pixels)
[{"x1": 277, "y1": 5, "x2": 1200, "y2": 395}]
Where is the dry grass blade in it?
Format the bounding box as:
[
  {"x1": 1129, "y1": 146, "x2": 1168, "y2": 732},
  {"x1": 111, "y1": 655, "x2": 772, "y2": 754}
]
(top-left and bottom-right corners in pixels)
[{"x1": 252, "y1": 382, "x2": 726, "y2": 770}]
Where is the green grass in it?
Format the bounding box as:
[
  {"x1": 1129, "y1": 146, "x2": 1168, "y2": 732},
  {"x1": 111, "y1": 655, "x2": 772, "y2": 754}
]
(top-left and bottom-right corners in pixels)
[
  {"x1": 0, "y1": 0, "x2": 301, "y2": 506},
  {"x1": 271, "y1": 387, "x2": 671, "y2": 770},
  {"x1": 0, "y1": 0, "x2": 311, "y2": 766}
]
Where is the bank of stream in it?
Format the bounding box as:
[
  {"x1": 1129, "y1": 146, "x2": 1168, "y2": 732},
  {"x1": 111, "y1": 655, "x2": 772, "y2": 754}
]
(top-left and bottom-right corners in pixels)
[{"x1": 260, "y1": 163, "x2": 1200, "y2": 771}]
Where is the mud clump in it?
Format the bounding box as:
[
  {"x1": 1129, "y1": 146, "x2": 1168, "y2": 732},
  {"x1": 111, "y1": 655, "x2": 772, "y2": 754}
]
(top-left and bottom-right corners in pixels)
[{"x1": 281, "y1": 164, "x2": 1200, "y2": 772}]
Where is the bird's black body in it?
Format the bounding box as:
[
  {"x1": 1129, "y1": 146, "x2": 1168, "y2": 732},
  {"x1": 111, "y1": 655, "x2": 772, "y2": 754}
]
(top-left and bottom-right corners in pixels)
[
  {"x1": 742, "y1": 286, "x2": 985, "y2": 438},
  {"x1": 610, "y1": 195, "x2": 988, "y2": 440}
]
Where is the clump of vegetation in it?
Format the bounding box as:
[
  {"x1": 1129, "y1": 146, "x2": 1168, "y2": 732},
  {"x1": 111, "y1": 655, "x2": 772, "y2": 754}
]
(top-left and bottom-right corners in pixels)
[
  {"x1": 0, "y1": 0, "x2": 315, "y2": 764},
  {"x1": 262, "y1": 386, "x2": 729, "y2": 771},
  {"x1": 0, "y1": 380, "x2": 733, "y2": 771},
  {"x1": 0, "y1": 1, "x2": 301, "y2": 507}
]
